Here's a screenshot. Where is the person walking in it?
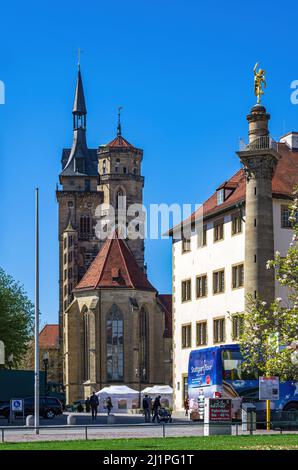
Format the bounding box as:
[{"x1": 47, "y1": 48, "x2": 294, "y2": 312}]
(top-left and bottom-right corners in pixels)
[
  {"x1": 152, "y1": 395, "x2": 161, "y2": 423},
  {"x1": 106, "y1": 396, "x2": 113, "y2": 416},
  {"x1": 85, "y1": 397, "x2": 91, "y2": 413},
  {"x1": 184, "y1": 396, "x2": 189, "y2": 416},
  {"x1": 142, "y1": 394, "x2": 151, "y2": 423},
  {"x1": 89, "y1": 392, "x2": 99, "y2": 421}
]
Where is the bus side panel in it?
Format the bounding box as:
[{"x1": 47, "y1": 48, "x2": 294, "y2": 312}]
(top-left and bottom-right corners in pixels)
[{"x1": 188, "y1": 348, "x2": 222, "y2": 416}]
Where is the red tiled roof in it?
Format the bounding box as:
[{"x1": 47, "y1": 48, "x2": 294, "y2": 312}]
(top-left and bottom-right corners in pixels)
[
  {"x1": 39, "y1": 325, "x2": 59, "y2": 349},
  {"x1": 105, "y1": 135, "x2": 135, "y2": 148},
  {"x1": 75, "y1": 232, "x2": 156, "y2": 291},
  {"x1": 171, "y1": 142, "x2": 298, "y2": 231},
  {"x1": 158, "y1": 294, "x2": 172, "y2": 338}
]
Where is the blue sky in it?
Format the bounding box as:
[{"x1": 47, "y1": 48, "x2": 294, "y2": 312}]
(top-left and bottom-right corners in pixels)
[{"x1": 1, "y1": 0, "x2": 298, "y2": 326}]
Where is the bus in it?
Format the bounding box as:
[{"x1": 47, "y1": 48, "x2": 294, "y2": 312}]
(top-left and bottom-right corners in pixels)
[{"x1": 188, "y1": 344, "x2": 298, "y2": 420}]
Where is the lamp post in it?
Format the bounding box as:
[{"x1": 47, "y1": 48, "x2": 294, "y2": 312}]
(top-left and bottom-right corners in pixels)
[{"x1": 42, "y1": 352, "x2": 49, "y2": 396}]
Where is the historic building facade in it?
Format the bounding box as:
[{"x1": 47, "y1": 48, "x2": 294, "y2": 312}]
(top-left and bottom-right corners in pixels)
[
  {"x1": 57, "y1": 67, "x2": 172, "y2": 404},
  {"x1": 170, "y1": 102, "x2": 298, "y2": 411}
]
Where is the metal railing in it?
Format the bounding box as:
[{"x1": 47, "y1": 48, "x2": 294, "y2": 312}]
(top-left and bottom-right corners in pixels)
[
  {"x1": 0, "y1": 418, "x2": 298, "y2": 443},
  {"x1": 239, "y1": 136, "x2": 278, "y2": 152}
]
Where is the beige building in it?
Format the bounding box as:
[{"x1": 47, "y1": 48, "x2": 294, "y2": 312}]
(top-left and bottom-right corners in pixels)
[
  {"x1": 169, "y1": 102, "x2": 298, "y2": 411},
  {"x1": 22, "y1": 325, "x2": 62, "y2": 385},
  {"x1": 57, "y1": 66, "x2": 172, "y2": 404}
]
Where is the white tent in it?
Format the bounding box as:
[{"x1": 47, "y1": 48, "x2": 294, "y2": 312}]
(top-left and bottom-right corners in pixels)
[
  {"x1": 141, "y1": 385, "x2": 173, "y2": 408},
  {"x1": 96, "y1": 385, "x2": 139, "y2": 413}
]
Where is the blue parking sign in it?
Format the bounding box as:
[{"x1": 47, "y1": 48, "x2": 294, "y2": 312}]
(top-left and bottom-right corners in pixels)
[{"x1": 11, "y1": 399, "x2": 23, "y2": 412}]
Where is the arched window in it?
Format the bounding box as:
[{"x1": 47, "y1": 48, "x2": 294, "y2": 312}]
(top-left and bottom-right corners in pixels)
[
  {"x1": 80, "y1": 215, "x2": 91, "y2": 240},
  {"x1": 116, "y1": 189, "x2": 125, "y2": 211},
  {"x1": 82, "y1": 308, "x2": 89, "y2": 381},
  {"x1": 115, "y1": 158, "x2": 120, "y2": 173},
  {"x1": 139, "y1": 308, "x2": 149, "y2": 382},
  {"x1": 106, "y1": 305, "x2": 124, "y2": 381}
]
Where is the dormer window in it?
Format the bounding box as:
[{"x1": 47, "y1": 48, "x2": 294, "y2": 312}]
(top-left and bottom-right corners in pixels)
[
  {"x1": 102, "y1": 160, "x2": 106, "y2": 174},
  {"x1": 217, "y1": 189, "x2": 225, "y2": 205}
]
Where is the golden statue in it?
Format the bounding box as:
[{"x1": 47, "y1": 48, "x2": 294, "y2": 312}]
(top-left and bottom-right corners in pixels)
[{"x1": 254, "y1": 63, "x2": 266, "y2": 104}]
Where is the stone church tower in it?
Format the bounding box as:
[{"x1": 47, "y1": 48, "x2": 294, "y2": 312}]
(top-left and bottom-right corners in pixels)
[{"x1": 57, "y1": 67, "x2": 172, "y2": 404}]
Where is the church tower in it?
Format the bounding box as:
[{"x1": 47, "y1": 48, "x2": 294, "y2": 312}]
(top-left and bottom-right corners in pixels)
[
  {"x1": 59, "y1": 69, "x2": 172, "y2": 403},
  {"x1": 56, "y1": 66, "x2": 103, "y2": 341},
  {"x1": 97, "y1": 109, "x2": 145, "y2": 268}
]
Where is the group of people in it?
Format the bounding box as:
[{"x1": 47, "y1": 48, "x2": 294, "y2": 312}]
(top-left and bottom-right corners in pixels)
[
  {"x1": 85, "y1": 392, "x2": 173, "y2": 422},
  {"x1": 142, "y1": 394, "x2": 163, "y2": 423},
  {"x1": 85, "y1": 392, "x2": 113, "y2": 421}
]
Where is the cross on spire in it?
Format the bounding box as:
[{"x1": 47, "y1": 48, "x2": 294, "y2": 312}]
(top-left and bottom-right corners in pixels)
[{"x1": 77, "y1": 48, "x2": 83, "y2": 69}]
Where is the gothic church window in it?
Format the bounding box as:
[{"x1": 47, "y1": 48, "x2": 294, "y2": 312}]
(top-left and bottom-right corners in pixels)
[
  {"x1": 83, "y1": 308, "x2": 90, "y2": 381},
  {"x1": 106, "y1": 305, "x2": 124, "y2": 381}
]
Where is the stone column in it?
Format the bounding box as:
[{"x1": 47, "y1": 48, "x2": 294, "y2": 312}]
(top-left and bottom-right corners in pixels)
[{"x1": 237, "y1": 105, "x2": 279, "y2": 307}]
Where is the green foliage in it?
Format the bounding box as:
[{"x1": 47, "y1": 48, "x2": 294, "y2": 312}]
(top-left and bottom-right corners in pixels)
[
  {"x1": 0, "y1": 267, "x2": 34, "y2": 367},
  {"x1": 236, "y1": 189, "x2": 298, "y2": 381}
]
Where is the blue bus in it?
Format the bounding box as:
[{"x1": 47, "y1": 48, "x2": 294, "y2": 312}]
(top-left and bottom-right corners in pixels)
[{"x1": 188, "y1": 344, "x2": 298, "y2": 420}]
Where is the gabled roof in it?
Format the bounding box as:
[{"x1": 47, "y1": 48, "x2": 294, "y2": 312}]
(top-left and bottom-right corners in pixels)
[
  {"x1": 158, "y1": 294, "x2": 172, "y2": 338},
  {"x1": 39, "y1": 325, "x2": 59, "y2": 349},
  {"x1": 104, "y1": 135, "x2": 135, "y2": 149},
  {"x1": 170, "y1": 142, "x2": 298, "y2": 233},
  {"x1": 75, "y1": 232, "x2": 156, "y2": 291}
]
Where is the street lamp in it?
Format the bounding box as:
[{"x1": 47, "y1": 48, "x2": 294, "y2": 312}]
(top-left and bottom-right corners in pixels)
[
  {"x1": 7, "y1": 354, "x2": 13, "y2": 370},
  {"x1": 42, "y1": 352, "x2": 49, "y2": 396}
]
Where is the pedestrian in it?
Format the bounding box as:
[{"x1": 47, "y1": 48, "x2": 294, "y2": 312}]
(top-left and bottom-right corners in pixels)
[
  {"x1": 152, "y1": 395, "x2": 161, "y2": 423},
  {"x1": 89, "y1": 391, "x2": 99, "y2": 421},
  {"x1": 85, "y1": 397, "x2": 91, "y2": 413},
  {"x1": 184, "y1": 396, "x2": 189, "y2": 416},
  {"x1": 142, "y1": 394, "x2": 151, "y2": 423},
  {"x1": 106, "y1": 396, "x2": 113, "y2": 416}
]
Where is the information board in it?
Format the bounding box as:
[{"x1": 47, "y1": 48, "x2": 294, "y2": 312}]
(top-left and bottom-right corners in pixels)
[
  {"x1": 209, "y1": 398, "x2": 232, "y2": 421},
  {"x1": 259, "y1": 376, "x2": 279, "y2": 401}
]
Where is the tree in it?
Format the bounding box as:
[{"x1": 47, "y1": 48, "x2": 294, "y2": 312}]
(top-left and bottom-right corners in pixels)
[
  {"x1": 235, "y1": 189, "x2": 298, "y2": 381},
  {"x1": 0, "y1": 267, "x2": 34, "y2": 368}
]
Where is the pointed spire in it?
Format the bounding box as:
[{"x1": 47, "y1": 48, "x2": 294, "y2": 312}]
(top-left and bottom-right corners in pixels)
[
  {"x1": 73, "y1": 65, "x2": 87, "y2": 119},
  {"x1": 117, "y1": 106, "x2": 123, "y2": 136},
  {"x1": 65, "y1": 214, "x2": 75, "y2": 232}
]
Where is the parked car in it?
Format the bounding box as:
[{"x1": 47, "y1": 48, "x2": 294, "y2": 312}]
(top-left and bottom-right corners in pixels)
[{"x1": 0, "y1": 396, "x2": 63, "y2": 419}]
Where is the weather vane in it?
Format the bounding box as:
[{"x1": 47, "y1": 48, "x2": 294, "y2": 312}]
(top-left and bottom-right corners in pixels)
[{"x1": 254, "y1": 62, "x2": 266, "y2": 104}]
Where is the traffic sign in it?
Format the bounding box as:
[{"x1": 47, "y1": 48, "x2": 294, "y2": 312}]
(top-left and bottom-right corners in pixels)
[{"x1": 11, "y1": 399, "x2": 24, "y2": 412}]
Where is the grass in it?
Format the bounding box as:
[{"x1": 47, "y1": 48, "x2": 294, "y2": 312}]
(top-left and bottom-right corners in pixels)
[{"x1": 1, "y1": 435, "x2": 298, "y2": 450}]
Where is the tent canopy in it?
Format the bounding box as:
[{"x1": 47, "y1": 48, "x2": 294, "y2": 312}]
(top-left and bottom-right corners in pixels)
[
  {"x1": 141, "y1": 385, "x2": 173, "y2": 395},
  {"x1": 96, "y1": 385, "x2": 138, "y2": 396}
]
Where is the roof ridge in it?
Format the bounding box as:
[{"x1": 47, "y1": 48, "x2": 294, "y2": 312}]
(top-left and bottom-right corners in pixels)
[
  {"x1": 94, "y1": 236, "x2": 113, "y2": 288},
  {"x1": 116, "y1": 236, "x2": 134, "y2": 287}
]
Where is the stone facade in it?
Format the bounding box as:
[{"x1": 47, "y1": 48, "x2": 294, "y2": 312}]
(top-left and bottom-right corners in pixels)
[{"x1": 64, "y1": 289, "x2": 172, "y2": 404}]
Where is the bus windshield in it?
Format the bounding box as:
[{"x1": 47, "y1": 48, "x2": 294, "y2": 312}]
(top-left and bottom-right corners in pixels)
[{"x1": 222, "y1": 349, "x2": 257, "y2": 380}]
